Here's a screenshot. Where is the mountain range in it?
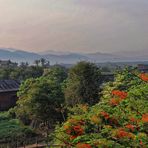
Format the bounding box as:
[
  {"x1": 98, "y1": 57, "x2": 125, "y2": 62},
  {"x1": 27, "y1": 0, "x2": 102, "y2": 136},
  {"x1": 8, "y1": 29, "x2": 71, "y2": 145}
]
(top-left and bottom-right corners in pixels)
[{"x1": 0, "y1": 48, "x2": 147, "y2": 64}]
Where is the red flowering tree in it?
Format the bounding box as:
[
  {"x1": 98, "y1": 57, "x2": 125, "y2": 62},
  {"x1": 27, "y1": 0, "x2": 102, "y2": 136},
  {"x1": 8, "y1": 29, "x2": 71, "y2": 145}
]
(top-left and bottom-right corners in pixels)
[{"x1": 53, "y1": 69, "x2": 148, "y2": 147}]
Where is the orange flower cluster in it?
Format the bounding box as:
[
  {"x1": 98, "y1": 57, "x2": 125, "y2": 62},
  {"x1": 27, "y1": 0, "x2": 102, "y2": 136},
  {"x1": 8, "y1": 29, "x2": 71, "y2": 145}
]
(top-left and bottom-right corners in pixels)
[
  {"x1": 139, "y1": 73, "x2": 148, "y2": 82},
  {"x1": 73, "y1": 125, "x2": 84, "y2": 135},
  {"x1": 110, "y1": 98, "x2": 120, "y2": 106},
  {"x1": 65, "y1": 125, "x2": 84, "y2": 136},
  {"x1": 125, "y1": 124, "x2": 135, "y2": 131},
  {"x1": 142, "y1": 113, "x2": 148, "y2": 123},
  {"x1": 112, "y1": 90, "x2": 128, "y2": 99},
  {"x1": 70, "y1": 135, "x2": 77, "y2": 140},
  {"x1": 115, "y1": 129, "x2": 133, "y2": 139},
  {"x1": 101, "y1": 111, "x2": 110, "y2": 120},
  {"x1": 129, "y1": 117, "x2": 140, "y2": 124},
  {"x1": 76, "y1": 143, "x2": 92, "y2": 148},
  {"x1": 130, "y1": 117, "x2": 137, "y2": 123},
  {"x1": 110, "y1": 90, "x2": 128, "y2": 107},
  {"x1": 64, "y1": 119, "x2": 85, "y2": 140},
  {"x1": 100, "y1": 111, "x2": 119, "y2": 125},
  {"x1": 140, "y1": 140, "x2": 143, "y2": 145}
]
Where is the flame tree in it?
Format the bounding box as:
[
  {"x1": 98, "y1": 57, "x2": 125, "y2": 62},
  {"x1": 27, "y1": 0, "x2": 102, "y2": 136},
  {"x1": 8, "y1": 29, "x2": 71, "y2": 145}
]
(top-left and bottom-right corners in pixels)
[{"x1": 53, "y1": 69, "x2": 148, "y2": 147}]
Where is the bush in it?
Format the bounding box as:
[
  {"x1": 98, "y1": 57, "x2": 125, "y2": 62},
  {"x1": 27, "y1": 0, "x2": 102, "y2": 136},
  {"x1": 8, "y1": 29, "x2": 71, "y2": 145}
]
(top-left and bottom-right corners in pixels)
[{"x1": 0, "y1": 112, "x2": 36, "y2": 144}]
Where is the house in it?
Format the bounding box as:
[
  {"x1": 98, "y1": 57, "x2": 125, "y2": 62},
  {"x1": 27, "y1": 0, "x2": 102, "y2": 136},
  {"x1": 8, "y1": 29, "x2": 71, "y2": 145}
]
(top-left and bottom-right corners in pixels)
[{"x1": 0, "y1": 80, "x2": 20, "y2": 111}]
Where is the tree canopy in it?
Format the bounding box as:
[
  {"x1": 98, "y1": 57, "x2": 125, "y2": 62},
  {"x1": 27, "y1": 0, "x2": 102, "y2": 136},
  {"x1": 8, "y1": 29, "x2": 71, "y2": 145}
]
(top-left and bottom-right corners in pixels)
[
  {"x1": 15, "y1": 66, "x2": 68, "y2": 127},
  {"x1": 53, "y1": 69, "x2": 148, "y2": 147},
  {"x1": 64, "y1": 61, "x2": 101, "y2": 106}
]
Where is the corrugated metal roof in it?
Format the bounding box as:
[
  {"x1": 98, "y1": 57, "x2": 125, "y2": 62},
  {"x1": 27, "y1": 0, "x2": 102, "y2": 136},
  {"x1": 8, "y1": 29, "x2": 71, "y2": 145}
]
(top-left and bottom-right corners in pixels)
[{"x1": 0, "y1": 80, "x2": 20, "y2": 92}]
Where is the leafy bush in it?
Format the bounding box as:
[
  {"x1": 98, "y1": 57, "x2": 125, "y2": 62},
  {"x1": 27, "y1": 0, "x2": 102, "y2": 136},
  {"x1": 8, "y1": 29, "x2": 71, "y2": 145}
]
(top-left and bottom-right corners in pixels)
[
  {"x1": 0, "y1": 112, "x2": 36, "y2": 144},
  {"x1": 0, "y1": 112, "x2": 10, "y2": 121}
]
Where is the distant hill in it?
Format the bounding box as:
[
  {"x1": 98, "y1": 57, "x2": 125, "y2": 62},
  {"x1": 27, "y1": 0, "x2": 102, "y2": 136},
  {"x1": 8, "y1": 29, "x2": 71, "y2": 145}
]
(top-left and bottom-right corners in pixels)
[
  {"x1": 0, "y1": 48, "x2": 40, "y2": 63},
  {"x1": 0, "y1": 48, "x2": 147, "y2": 64}
]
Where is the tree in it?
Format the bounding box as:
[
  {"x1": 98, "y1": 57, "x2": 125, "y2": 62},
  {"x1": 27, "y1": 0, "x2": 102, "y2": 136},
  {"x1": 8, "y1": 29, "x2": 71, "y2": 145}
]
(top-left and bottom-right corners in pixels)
[
  {"x1": 64, "y1": 61, "x2": 101, "y2": 106},
  {"x1": 15, "y1": 66, "x2": 68, "y2": 128},
  {"x1": 43, "y1": 65, "x2": 68, "y2": 83},
  {"x1": 34, "y1": 60, "x2": 40, "y2": 66},
  {"x1": 16, "y1": 77, "x2": 65, "y2": 128},
  {"x1": 40, "y1": 58, "x2": 46, "y2": 67},
  {"x1": 20, "y1": 62, "x2": 29, "y2": 68},
  {"x1": 0, "y1": 61, "x2": 44, "y2": 81},
  {"x1": 53, "y1": 69, "x2": 148, "y2": 148}
]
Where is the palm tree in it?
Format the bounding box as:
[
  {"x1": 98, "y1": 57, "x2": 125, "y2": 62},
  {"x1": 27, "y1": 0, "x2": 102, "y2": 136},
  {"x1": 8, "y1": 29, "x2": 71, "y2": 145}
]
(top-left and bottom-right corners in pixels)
[
  {"x1": 40, "y1": 58, "x2": 46, "y2": 67},
  {"x1": 34, "y1": 60, "x2": 40, "y2": 66}
]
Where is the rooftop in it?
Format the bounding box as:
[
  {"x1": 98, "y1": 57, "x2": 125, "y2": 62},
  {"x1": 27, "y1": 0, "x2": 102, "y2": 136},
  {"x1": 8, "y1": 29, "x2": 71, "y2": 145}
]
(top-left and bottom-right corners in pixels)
[{"x1": 0, "y1": 80, "x2": 20, "y2": 93}]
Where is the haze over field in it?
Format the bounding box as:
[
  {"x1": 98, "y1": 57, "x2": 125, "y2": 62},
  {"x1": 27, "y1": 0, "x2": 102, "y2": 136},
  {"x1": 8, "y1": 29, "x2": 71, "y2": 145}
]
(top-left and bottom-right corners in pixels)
[{"x1": 0, "y1": 0, "x2": 148, "y2": 55}]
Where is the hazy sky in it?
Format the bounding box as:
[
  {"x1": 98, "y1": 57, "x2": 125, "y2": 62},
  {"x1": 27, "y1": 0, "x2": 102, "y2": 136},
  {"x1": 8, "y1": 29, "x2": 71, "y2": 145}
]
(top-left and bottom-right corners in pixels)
[{"x1": 0, "y1": 0, "x2": 148, "y2": 53}]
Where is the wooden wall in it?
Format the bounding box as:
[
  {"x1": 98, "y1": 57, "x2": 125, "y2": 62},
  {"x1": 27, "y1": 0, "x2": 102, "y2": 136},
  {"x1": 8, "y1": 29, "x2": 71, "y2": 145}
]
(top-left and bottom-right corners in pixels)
[{"x1": 0, "y1": 91, "x2": 17, "y2": 111}]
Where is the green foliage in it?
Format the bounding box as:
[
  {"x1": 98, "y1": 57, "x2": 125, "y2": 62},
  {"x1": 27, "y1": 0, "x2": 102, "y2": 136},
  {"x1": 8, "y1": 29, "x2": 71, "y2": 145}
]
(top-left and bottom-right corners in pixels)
[
  {"x1": 0, "y1": 59, "x2": 52, "y2": 81},
  {"x1": 16, "y1": 78, "x2": 64, "y2": 124},
  {"x1": 15, "y1": 66, "x2": 67, "y2": 126},
  {"x1": 0, "y1": 66, "x2": 44, "y2": 81},
  {"x1": 43, "y1": 65, "x2": 68, "y2": 83},
  {"x1": 64, "y1": 61, "x2": 101, "y2": 106},
  {"x1": 0, "y1": 112, "x2": 36, "y2": 143},
  {"x1": 53, "y1": 69, "x2": 148, "y2": 147},
  {"x1": 0, "y1": 112, "x2": 10, "y2": 121}
]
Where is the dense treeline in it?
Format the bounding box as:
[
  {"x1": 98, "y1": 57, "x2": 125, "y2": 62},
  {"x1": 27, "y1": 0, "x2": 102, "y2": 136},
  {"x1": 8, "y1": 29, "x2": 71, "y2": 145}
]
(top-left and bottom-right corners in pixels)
[
  {"x1": 0, "y1": 59, "x2": 50, "y2": 81},
  {"x1": 1, "y1": 61, "x2": 147, "y2": 147},
  {"x1": 0, "y1": 61, "x2": 104, "y2": 146},
  {"x1": 14, "y1": 62, "x2": 103, "y2": 128},
  {"x1": 0, "y1": 59, "x2": 114, "y2": 81}
]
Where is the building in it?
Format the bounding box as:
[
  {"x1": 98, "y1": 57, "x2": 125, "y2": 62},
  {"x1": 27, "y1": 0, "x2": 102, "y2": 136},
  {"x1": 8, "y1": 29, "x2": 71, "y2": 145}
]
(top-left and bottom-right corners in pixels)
[
  {"x1": 137, "y1": 64, "x2": 148, "y2": 72},
  {"x1": 0, "y1": 80, "x2": 20, "y2": 111}
]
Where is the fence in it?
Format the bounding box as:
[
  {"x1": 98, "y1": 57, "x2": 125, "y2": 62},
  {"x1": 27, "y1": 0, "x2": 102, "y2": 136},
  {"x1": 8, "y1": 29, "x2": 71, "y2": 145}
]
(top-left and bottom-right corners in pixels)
[
  {"x1": 0, "y1": 137, "x2": 66, "y2": 148},
  {"x1": 0, "y1": 137, "x2": 45, "y2": 148}
]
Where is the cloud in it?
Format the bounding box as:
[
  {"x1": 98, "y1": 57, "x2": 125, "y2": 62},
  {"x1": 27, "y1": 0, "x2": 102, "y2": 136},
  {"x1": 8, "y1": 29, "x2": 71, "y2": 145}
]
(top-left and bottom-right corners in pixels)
[{"x1": 0, "y1": 0, "x2": 147, "y2": 54}]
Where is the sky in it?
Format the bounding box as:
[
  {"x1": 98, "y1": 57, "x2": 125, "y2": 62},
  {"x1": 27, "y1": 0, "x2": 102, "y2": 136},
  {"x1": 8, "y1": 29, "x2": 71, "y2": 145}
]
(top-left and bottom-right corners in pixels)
[{"x1": 0, "y1": 0, "x2": 148, "y2": 54}]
